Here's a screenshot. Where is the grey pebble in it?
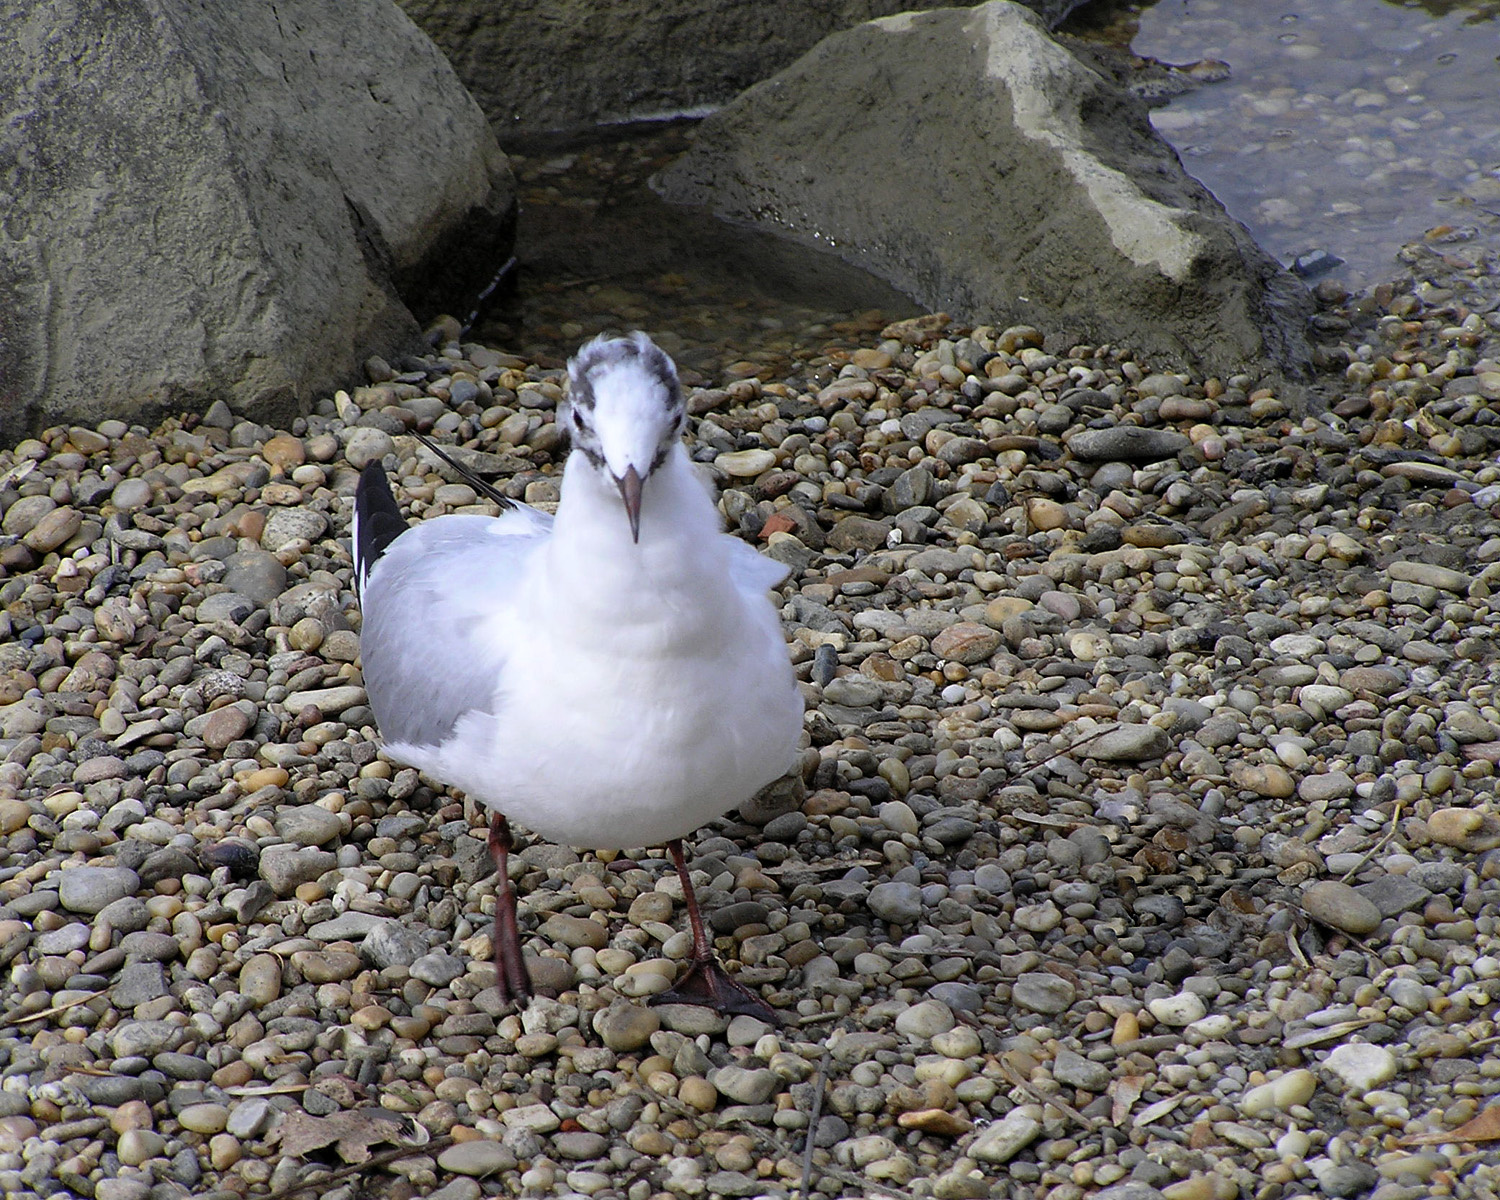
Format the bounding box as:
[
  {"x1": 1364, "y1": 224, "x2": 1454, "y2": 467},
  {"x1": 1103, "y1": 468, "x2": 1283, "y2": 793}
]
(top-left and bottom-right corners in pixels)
[
  {"x1": 409, "y1": 951, "x2": 465, "y2": 986},
  {"x1": 195, "y1": 592, "x2": 256, "y2": 624},
  {"x1": 868, "y1": 880, "x2": 924, "y2": 924},
  {"x1": 1011, "y1": 973, "x2": 1076, "y2": 1015},
  {"x1": 1083, "y1": 723, "x2": 1170, "y2": 761},
  {"x1": 226, "y1": 1097, "x2": 273, "y2": 1138},
  {"x1": 112, "y1": 961, "x2": 169, "y2": 1008},
  {"x1": 258, "y1": 845, "x2": 336, "y2": 895},
  {"x1": 274, "y1": 806, "x2": 344, "y2": 847},
  {"x1": 35, "y1": 924, "x2": 91, "y2": 955},
  {"x1": 552, "y1": 1130, "x2": 610, "y2": 1160},
  {"x1": 58, "y1": 866, "x2": 140, "y2": 914},
  {"x1": 222, "y1": 549, "x2": 288, "y2": 604},
  {"x1": 709, "y1": 1065, "x2": 782, "y2": 1105},
  {"x1": 108, "y1": 1019, "x2": 181, "y2": 1059},
  {"x1": 361, "y1": 920, "x2": 432, "y2": 969},
  {"x1": 1053, "y1": 1047, "x2": 1110, "y2": 1091},
  {"x1": 1355, "y1": 874, "x2": 1430, "y2": 917},
  {"x1": 260, "y1": 507, "x2": 329, "y2": 551},
  {"x1": 437, "y1": 1140, "x2": 515, "y2": 1177},
  {"x1": 1302, "y1": 880, "x2": 1382, "y2": 936},
  {"x1": 1068, "y1": 426, "x2": 1190, "y2": 461}
]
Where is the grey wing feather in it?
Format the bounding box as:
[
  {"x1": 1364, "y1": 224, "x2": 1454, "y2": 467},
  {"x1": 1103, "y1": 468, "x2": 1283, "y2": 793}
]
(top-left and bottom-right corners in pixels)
[{"x1": 358, "y1": 508, "x2": 549, "y2": 748}]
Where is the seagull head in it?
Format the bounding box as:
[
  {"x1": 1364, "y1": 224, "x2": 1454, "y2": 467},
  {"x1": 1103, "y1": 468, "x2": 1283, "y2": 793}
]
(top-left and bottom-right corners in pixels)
[{"x1": 564, "y1": 332, "x2": 685, "y2": 542}]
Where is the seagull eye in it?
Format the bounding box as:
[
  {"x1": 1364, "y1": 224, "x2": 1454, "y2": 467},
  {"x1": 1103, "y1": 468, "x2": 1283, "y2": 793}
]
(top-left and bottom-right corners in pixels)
[{"x1": 571, "y1": 409, "x2": 584, "y2": 432}]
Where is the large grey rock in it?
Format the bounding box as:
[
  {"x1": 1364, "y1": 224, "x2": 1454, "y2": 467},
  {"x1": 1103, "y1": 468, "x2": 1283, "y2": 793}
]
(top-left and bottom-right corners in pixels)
[
  {"x1": 398, "y1": 0, "x2": 1083, "y2": 140},
  {"x1": 1, "y1": 0, "x2": 514, "y2": 434},
  {"x1": 655, "y1": 2, "x2": 1314, "y2": 388}
]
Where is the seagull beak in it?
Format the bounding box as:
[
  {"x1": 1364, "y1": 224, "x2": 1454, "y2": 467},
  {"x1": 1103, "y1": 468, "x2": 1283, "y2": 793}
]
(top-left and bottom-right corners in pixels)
[{"x1": 615, "y1": 466, "x2": 643, "y2": 543}]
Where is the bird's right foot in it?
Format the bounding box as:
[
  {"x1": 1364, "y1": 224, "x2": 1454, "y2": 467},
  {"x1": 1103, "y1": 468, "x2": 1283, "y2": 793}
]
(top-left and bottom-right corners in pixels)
[
  {"x1": 651, "y1": 954, "x2": 780, "y2": 1025},
  {"x1": 492, "y1": 890, "x2": 535, "y2": 1005},
  {"x1": 489, "y1": 812, "x2": 535, "y2": 1006}
]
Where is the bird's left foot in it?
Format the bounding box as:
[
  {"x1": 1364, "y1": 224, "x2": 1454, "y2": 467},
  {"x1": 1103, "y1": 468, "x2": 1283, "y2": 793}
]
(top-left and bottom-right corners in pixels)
[{"x1": 651, "y1": 955, "x2": 780, "y2": 1025}]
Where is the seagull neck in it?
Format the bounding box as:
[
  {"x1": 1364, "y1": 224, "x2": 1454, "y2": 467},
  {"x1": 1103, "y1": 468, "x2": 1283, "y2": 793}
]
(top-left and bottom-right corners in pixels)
[{"x1": 551, "y1": 445, "x2": 717, "y2": 559}]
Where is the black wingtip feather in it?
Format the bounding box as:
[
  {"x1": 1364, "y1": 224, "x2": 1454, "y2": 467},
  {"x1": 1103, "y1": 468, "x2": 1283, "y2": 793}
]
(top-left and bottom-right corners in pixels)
[
  {"x1": 354, "y1": 461, "x2": 408, "y2": 597},
  {"x1": 412, "y1": 431, "x2": 514, "y2": 509}
]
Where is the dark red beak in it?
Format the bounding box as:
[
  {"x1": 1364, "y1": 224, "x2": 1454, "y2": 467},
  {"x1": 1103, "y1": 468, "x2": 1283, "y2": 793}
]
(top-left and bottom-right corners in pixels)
[{"x1": 615, "y1": 466, "x2": 643, "y2": 542}]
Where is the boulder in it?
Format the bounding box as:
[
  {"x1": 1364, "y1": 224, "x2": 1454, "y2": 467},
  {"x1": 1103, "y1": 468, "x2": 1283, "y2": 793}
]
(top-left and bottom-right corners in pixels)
[
  {"x1": 1, "y1": 0, "x2": 514, "y2": 435},
  {"x1": 655, "y1": 2, "x2": 1314, "y2": 389},
  {"x1": 397, "y1": 0, "x2": 1084, "y2": 140}
]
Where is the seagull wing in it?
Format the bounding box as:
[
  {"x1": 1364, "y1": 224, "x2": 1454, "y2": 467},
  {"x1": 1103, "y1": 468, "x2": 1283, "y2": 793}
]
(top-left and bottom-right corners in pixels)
[
  {"x1": 358, "y1": 508, "x2": 549, "y2": 750},
  {"x1": 725, "y1": 534, "x2": 791, "y2": 597}
]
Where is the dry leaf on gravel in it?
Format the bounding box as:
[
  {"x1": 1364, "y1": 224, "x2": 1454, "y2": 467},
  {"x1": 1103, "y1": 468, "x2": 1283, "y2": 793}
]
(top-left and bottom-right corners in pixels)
[
  {"x1": 1400, "y1": 1104, "x2": 1500, "y2": 1146},
  {"x1": 274, "y1": 1109, "x2": 423, "y2": 1164}
]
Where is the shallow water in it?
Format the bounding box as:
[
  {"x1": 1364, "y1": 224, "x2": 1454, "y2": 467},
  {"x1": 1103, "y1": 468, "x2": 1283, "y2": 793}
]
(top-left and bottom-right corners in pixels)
[
  {"x1": 470, "y1": 126, "x2": 918, "y2": 385},
  {"x1": 1072, "y1": 0, "x2": 1500, "y2": 290}
]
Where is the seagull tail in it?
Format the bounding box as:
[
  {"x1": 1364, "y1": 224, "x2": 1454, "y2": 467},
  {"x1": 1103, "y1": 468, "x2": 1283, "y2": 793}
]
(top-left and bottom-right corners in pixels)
[{"x1": 353, "y1": 462, "x2": 409, "y2": 602}]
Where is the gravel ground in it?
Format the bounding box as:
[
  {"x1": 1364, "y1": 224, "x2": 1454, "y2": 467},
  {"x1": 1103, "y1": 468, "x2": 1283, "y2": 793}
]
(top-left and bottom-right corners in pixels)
[{"x1": 4, "y1": 240, "x2": 1500, "y2": 1200}]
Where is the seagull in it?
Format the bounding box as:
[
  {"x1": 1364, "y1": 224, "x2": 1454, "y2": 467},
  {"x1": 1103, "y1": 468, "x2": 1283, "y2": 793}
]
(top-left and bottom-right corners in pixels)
[{"x1": 350, "y1": 332, "x2": 805, "y2": 1021}]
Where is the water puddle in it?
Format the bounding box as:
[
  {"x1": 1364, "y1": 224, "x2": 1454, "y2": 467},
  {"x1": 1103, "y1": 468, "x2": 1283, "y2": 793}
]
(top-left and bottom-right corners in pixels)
[
  {"x1": 1067, "y1": 0, "x2": 1500, "y2": 290},
  {"x1": 470, "y1": 125, "x2": 919, "y2": 385}
]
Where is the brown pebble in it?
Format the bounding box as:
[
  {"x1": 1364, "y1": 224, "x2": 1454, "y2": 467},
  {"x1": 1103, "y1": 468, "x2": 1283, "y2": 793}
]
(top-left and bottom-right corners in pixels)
[
  {"x1": 897, "y1": 1108, "x2": 973, "y2": 1136},
  {"x1": 262, "y1": 434, "x2": 307, "y2": 473}
]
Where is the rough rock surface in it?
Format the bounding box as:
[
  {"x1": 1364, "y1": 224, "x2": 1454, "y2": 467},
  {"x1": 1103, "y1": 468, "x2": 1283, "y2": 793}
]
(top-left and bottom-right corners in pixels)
[
  {"x1": 655, "y1": 1, "x2": 1314, "y2": 389},
  {"x1": 0, "y1": 0, "x2": 514, "y2": 435},
  {"x1": 397, "y1": 0, "x2": 1085, "y2": 140}
]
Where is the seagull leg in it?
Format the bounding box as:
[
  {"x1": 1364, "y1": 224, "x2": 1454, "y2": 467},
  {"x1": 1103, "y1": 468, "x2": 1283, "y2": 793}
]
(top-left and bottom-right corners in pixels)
[
  {"x1": 650, "y1": 838, "x2": 780, "y2": 1025},
  {"x1": 487, "y1": 813, "x2": 534, "y2": 1005}
]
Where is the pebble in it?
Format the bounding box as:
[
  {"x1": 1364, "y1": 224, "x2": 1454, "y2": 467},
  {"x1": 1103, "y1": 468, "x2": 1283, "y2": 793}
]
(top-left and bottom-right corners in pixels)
[
  {"x1": 868, "y1": 881, "x2": 924, "y2": 924},
  {"x1": 894, "y1": 999, "x2": 956, "y2": 1039},
  {"x1": 361, "y1": 920, "x2": 430, "y2": 968},
  {"x1": 58, "y1": 866, "x2": 140, "y2": 914},
  {"x1": 1323, "y1": 1043, "x2": 1398, "y2": 1092},
  {"x1": 709, "y1": 1064, "x2": 781, "y2": 1104},
  {"x1": 258, "y1": 845, "x2": 336, "y2": 894},
  {"x1": 1084, "y1": 723, "x2": 1170, "y2": 761},
  {"x1": 592, "y1": 1001, "x2": 659, "y2": 1051},
  {"x1": 1302, "y1": 880, "x2": 1382, "y2": 936},
  {"x1": 971, "y1": 1108, "x2": 1044, "y2": 1163},
  {"x1": 345, "y1": 427, "x2": 395, "y2": 468},
  {"x1": 1068, "y1": 426, "x2": 1190, "y2": 461},
  {"x1": 238, "y1": 953, "x2": 283, "y2": 1005},
  {"x1": 715, "y1": 448, "x2": 778, "y2": 477},
  {"x1": 274, "y1": 805, "x2": 344, "y2": 846},
  {"x1": 930, "y1": 622, "x2": 1001, "y2": 663},
  {"x1": 438, "y1": 1141, "x2": 516, "y2": 1177},
  {"x1": 1011, "y1": 974, "x2": 1075, "y2": 1014},
  {"x1": 1147, "y1": 991, "x2": 1206, "y2": 1026},
  {"x1": 2, "y1": 256, "x2": 1500, "y2": 1199},
  {"x1": 1241, "y1": 1069, "x2": 1317, "y2": 1117}
]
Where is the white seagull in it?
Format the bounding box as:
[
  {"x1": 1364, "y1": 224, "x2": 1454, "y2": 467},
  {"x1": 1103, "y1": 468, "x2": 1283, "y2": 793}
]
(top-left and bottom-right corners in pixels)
[{"x1": 350, "y1": 332, "x2": 804, "y2": 1020}]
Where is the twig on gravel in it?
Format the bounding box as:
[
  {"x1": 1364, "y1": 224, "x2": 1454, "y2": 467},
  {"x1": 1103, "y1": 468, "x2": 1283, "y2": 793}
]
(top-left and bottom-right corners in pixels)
[
  {"x1": 631, "y1": 1038, "x2": 910, "y2": 1200},
  {"x1": 261, "y1": 1135, "x2": 455, "y2": 1200},
  {"x1": 0, "y1": 990, "x2": 103, "y2": 1027},
  {"x1": 800, "y1": 1043, "x2": 832, "y2": 1200},
  {"x1": 1021, "y1": 723, "x2": 1121, "y2": 772},
  {"x1": 997, "y1": 1058, "x2": 1100, "y2": 1133},
  {"x1": 1339, "y1": 799, "x2": 1405, "y2": 884}
]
